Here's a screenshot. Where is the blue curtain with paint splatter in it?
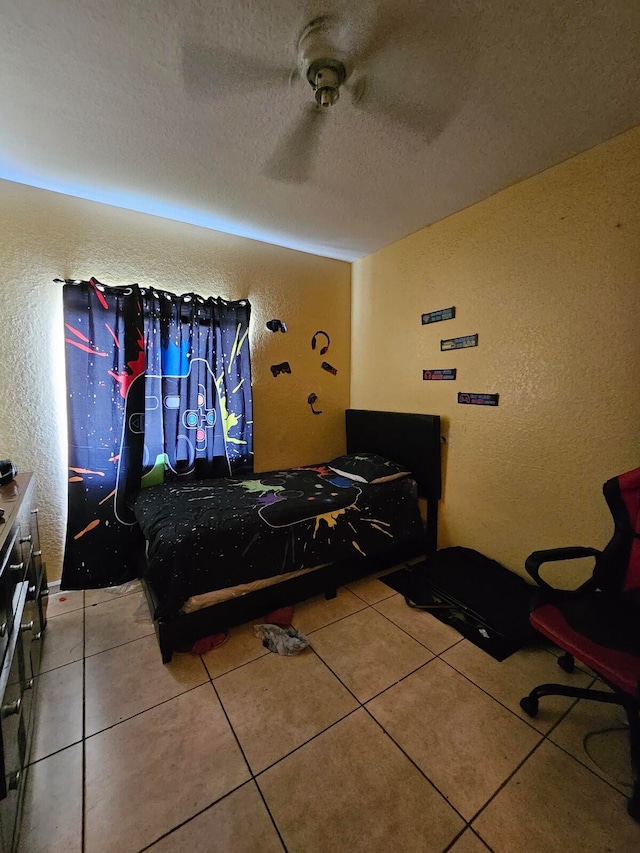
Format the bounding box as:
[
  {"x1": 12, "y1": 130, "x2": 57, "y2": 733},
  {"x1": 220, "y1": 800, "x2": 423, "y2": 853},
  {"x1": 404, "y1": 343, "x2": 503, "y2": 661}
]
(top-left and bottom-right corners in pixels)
[{"x1": 61, "y1": 278, "x2": 252, "y2": 589}]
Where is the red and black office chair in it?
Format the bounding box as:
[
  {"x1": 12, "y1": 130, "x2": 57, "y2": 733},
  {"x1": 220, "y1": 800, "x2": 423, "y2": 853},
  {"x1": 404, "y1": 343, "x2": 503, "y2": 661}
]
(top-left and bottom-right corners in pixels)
[{"x1": 519, "y1": 466, "x2": 640, "y2": 820}]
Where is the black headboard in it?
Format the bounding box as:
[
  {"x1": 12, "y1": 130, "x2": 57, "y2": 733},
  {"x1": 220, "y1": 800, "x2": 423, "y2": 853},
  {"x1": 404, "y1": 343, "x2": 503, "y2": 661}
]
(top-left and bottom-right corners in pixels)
[{"x1": 345, "y1": 409, "x2": 442, "y2": 551}]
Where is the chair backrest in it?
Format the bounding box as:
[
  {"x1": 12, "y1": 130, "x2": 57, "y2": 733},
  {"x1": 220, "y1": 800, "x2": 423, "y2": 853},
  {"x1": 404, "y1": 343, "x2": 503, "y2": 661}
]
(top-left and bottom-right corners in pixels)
[{"x1": 595, "y1": 467, "x2": 640, "y2": 593}]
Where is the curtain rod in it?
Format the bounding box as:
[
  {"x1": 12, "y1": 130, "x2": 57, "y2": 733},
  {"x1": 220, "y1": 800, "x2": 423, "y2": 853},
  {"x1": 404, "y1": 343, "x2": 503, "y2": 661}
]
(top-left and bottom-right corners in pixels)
[{"x1": 53, "y1": 278, "x2": 248, "y2": 306}]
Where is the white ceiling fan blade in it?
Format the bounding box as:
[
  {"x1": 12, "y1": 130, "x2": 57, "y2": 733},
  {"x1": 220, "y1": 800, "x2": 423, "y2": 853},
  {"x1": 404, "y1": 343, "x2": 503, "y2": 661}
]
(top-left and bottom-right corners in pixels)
[
  {"x1": 265, "y1": 104, "x2": 328, "y2": 184},
  {"x1": 182, "y1": 43, "x2": 294, "y2": 98},
  {"x1": 350, "y1": 77, "x2": 451, "y2": 141},
  {"x1": 342, "y1": 5, "x2": 408, "y2": 66}
]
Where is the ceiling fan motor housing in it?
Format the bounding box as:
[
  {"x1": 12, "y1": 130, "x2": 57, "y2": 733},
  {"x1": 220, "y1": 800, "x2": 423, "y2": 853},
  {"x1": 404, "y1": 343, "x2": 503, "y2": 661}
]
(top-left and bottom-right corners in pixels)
[{"x1": 298, "y1": 17, "x2": 347, "y2": 107}]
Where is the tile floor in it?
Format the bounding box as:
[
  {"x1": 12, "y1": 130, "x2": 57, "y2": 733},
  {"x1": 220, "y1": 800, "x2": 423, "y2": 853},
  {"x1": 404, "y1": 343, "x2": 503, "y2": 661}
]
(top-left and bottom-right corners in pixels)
[{"x1": 16, "y1": 575, "x2": 640, "y2": 853}]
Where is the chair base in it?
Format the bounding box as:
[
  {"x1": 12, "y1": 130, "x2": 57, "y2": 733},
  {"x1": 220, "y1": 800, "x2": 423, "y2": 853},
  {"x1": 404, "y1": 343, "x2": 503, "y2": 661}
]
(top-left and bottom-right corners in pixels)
[{"x1": 520, "y1": 655, "x2": 640, "y2": 822}]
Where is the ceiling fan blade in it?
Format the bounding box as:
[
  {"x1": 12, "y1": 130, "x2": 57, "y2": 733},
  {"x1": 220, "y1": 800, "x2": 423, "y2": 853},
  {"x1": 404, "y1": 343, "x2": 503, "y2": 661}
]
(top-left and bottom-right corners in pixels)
[
  {"x1": 344, "y1": 6, "x2": 408, "y2": 66},
  {"x1": 265, "y1": 105, "x2": 328, "y2": 184},
  {"x1": 183, "y1": 43, "x2": 293, "y2": 98},
  {"x1": 350, "y1": 77, "x2": 452, "y2": 142}
]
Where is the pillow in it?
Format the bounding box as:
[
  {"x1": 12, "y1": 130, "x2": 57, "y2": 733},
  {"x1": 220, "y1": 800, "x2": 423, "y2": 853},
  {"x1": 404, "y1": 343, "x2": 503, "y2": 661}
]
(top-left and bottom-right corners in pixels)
[{"x1": 328, "y1": 453, "x2": 410, "y2": 484}]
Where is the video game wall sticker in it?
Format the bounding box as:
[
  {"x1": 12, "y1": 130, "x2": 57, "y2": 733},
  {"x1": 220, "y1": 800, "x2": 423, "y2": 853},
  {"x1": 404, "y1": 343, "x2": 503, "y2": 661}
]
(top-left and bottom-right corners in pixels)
[
  {"x1": 265, "y1": 320, "x2": 336, "y2": 412},
  {"x1": 421, "y1": 306, "x2": 456, "y2": 325},
  {"x1": 421, "y1": 304, "x2": 500, "y2": 406},
  {"x1": 441, "y1": 333, "x2": 478, "y2": 351},
  {"x1": 423, "y1": 369, "x2": 457, "y2": 381},
  {"x1": 458, "y1": 393, "x2": 499, "y2": 406}
]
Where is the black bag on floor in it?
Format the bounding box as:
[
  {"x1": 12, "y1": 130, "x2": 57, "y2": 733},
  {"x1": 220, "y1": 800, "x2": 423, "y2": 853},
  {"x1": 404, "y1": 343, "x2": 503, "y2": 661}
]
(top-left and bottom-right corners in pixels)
[{"x1": 399, "y1": 547, "x2": 537, "y2": 660}]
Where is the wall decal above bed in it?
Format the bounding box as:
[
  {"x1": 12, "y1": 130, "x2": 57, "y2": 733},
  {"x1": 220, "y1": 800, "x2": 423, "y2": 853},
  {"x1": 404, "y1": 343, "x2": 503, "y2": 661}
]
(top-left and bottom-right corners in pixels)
[
  {"x1": 423, "y1": 369, "x2": 457, "y2": 380},
  {"x1": 270, "y1": 361, "x2": 292, "y2": 377},
  {"x1": 422, "y1": 306, "x2": 456, "y2": 325},
  {"x1": 311, "y1": 330, "x2": 330, "y2": 354},
  {"x1": 441, "y1": 333, "x2": 478, "y2": 351},
  {"x1": 458, "y1": 393, "x2": 499, "y2": 406}
]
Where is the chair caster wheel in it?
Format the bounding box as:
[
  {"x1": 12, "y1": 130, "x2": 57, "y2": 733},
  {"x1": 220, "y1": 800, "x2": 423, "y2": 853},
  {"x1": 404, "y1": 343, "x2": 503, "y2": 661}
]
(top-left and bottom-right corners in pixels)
[
  {"x1": 558, "y1": 653, "x2": 575, "y2": 673},
  {"x1": 520, "y1": 696, "x2": 539, "y2": 717}
]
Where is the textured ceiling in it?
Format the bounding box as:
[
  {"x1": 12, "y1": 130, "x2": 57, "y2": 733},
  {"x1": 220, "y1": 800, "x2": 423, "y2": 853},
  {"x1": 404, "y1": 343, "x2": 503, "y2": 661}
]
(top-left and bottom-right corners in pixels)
[{"x1": 1, "y1": 0, "x2": 639, "y2": 260}]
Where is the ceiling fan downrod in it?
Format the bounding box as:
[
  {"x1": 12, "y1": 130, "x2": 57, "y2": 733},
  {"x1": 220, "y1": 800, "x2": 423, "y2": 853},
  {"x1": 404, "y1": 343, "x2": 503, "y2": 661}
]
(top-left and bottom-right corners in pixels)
[{"x1": 308, "y1": 60, "x2": 346, "y2": 107}]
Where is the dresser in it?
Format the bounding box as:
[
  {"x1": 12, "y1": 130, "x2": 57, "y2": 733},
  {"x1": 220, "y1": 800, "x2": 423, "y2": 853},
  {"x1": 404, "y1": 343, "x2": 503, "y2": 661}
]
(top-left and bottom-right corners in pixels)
[{"x1": 0, "y1": 474, "x2": 48, "y2": 852}]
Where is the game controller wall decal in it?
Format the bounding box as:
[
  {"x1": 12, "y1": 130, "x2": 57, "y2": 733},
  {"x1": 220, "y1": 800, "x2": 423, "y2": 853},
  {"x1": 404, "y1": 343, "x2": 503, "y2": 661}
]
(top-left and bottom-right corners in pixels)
[
  {"x1": 270, "y1": 361, "x2": 292, "y2": 377},
  {"x1": 307, "y1": 393, "x2": 322, "y2": 415}
]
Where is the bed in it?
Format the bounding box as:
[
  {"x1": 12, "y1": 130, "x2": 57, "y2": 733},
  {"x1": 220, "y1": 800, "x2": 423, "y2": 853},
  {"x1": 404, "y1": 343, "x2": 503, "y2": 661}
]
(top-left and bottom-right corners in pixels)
[{"x1": 133, "y1": 409, "x2": 442, "y2": 662}]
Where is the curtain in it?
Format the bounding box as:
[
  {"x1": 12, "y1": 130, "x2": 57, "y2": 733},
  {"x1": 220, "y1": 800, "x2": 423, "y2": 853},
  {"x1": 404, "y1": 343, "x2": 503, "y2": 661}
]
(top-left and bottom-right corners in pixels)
[{"x1": 61, "y1": 278, "x2": 252, "y2": 589}]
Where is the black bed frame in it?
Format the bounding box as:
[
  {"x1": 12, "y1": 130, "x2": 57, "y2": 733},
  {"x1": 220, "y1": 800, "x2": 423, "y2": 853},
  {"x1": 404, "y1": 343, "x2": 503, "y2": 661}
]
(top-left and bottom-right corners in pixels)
[{"x1": 141, "y1": 409, "x2": 441, "y2": 662}]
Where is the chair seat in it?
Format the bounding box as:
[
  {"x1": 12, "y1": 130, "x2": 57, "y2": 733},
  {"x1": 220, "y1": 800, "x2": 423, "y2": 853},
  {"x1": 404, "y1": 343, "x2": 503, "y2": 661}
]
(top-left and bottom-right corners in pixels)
[{"x1": 531, "y1": 595, "x2": 640, "y2": 697}]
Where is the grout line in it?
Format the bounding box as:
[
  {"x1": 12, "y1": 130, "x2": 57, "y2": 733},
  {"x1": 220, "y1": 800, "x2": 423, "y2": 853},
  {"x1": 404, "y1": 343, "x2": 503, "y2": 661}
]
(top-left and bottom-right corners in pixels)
[
  {"x1": 370, "y1": 598, "x2": 463, "y2": 656},
  {"x1": 466, "y1": 735, "x2": 548, "y2": 826},
  {"x1": 253, "y1": 778, "x2": 290, "y2": 853},
  {"x1": 253, "y1": 705, "x2": 361, "y2": 779},
  {"x1": 135, "y1": 781, "x2": 256, "y2": 853},
  {"x1": 83, "y1": 628, "x2": 156, "y2": 660},
  {"x1": 83, "y1": 681, "x2": 208, "y2": 740},
  {"x1": 25, "y1": 738, "x2": 85, "y2": 770},
  {"x1": 361, "y1": 705, "x2": 469, "y2": 826},
  {"x1": 206, "y1": 666, "x2": 289, "y2": 851}
]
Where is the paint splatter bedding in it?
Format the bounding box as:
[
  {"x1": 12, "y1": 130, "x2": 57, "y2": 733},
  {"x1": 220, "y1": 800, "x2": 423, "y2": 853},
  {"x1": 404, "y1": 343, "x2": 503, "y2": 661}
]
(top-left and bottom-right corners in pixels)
[{"x1": 130, "y1": 463, "x2": 423, "y2": 617}]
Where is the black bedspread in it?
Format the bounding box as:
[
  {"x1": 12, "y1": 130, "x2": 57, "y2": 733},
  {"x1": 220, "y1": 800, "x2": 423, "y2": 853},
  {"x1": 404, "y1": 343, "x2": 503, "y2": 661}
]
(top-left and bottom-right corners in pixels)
[{"x1": 130, "y1": 464, "x2": 423, "y2": 617}]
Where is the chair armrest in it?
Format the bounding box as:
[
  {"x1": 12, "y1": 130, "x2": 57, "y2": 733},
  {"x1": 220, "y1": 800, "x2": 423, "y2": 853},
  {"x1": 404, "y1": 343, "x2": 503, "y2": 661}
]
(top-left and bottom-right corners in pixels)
[{"x1": 525, "y1": 547, "x2": 601, "y2": 592}]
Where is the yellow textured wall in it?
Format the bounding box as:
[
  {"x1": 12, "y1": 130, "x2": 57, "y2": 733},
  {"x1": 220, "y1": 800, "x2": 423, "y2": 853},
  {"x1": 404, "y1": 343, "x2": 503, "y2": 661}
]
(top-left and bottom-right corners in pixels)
[
  {"x1": 0, "y1": 182, "x2": 350, "y2": 581},
  {"x1": 352, "y1": 127, "x2": 640, "y2": 583}
]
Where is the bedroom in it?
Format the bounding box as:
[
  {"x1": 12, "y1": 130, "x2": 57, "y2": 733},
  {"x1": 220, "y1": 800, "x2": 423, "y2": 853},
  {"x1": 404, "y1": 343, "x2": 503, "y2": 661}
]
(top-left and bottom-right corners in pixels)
[{"x1": 1, "y1": 1, "x2": 640, "y2": 851}]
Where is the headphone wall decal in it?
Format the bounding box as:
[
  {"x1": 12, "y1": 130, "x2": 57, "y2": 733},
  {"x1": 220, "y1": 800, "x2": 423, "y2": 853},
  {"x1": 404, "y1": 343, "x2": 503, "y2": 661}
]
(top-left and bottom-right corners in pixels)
[{"x1": 311, "y1": 330, "x2": 330, "y2": 355}]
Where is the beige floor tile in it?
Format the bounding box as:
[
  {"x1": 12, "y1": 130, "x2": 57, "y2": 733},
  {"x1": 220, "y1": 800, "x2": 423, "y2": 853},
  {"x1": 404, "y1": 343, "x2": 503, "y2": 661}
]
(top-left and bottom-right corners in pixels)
[
  {"x1": 215, "y1": 649, "x2": 358, "y2": 773},
  {"x1": 85, "y1": 684, "x2": 249, "y2": 853},
  {"x1": 291, "y1": 586, "x2": 366, "y2": 634},
  {"x1": 346, "y1": 575, "x2": 397, "y2": 604},
  {"x1": 201, "y1": 619, "x2": 268, "y2": 678},
  {"x1": 549, "y1": 683, "x2": 633, "y2": 794},
  {"x1": 147, "y1": 782, "x2": 284, "y2": 852},
  {"x1": 449, "y1": 830, "x2": 492, "y2": 853},
  {"x1": 374, "y1": 593, "x2": 462, "y2": 654},
  {"x1": 85, "y1": 633, "x2": 208, "y2": 736},
  {"x1": 46, "y1": 589, "x2": 84, "y2": 617},
  {"x1": 84, "y1": 579, "x2": 142, "y2": 607},
  {"x1": 84, "y1": 590, "x2": 153, "y2": 656},
  {"x1": 259, "y1": 708, "x2": 464, "y2": 852},
  {"x1": 367, "y1": 658, "x2": 541, "y2": 819},
  {"x1": 17, "y1": 744, "x2": 82, "y2": 853},
  {"x1": 442, "y1": 640, "x2": 595, "y2": 733},
  {"x1": 39, "y1": 607, "x2": 84, "y2": 673},
  {"x1": 473, "y1": 740, "x2": 640, "y2": 852},
  {"x1": 310, "y1": 608, "x2": 433, "y2": 702},
  {"x1": 30, "y1": 660, "x2": 83, "y2": 762}
]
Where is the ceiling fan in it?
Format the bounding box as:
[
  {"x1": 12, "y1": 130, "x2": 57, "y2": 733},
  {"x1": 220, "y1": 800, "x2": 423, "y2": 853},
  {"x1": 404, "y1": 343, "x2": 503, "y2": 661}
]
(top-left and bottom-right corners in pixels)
[{"x1": 183, "y1": 12, "x2": 450, "y2": 184}]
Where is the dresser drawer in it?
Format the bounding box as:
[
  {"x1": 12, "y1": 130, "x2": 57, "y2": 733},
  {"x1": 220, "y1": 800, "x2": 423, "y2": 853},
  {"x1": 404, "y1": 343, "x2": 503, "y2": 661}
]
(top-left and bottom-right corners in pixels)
[
  {"x1": 0, "y1": 532, "x2": 23, "y2": 671},
  {"x1": 0, "y1": 583, "x2": 28, "y2": 798}
]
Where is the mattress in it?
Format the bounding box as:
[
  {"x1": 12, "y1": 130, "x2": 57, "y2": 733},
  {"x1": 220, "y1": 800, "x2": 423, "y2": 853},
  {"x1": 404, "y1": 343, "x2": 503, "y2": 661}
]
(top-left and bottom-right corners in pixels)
[{"x1": 131, "y1": 463, "x2": 423, "y2": 617}]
